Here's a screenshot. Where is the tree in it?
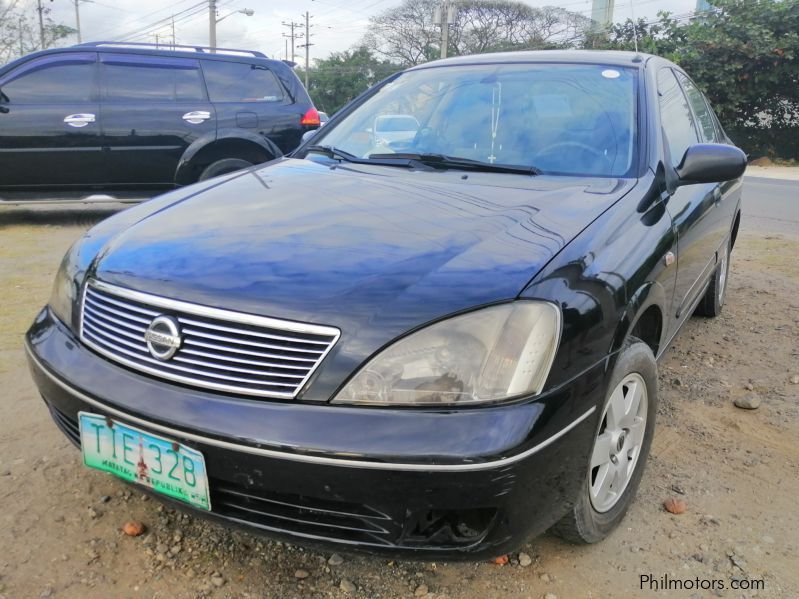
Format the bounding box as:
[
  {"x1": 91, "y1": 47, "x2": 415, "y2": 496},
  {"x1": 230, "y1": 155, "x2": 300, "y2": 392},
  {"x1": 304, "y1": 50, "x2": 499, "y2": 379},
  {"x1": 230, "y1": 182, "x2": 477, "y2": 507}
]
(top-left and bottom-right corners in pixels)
[
  {"x1": 673, "y1": 0, "x2": 799, "y2": 128},
  {"x1": 1, "y1": 0, "x2": 76, "y2": 65},
  {"x1": 591, "y1": 1, "x2": 799, "y2": 129},
  {"x1": 300, "y1": 47, "x2": 401, "y2": 114},
  {"x1": 364, "y1": 0, "x2": 592, "y2": 67},
  {"x1": 363, "y1": 0, "x2": 440, "y2": 66}
]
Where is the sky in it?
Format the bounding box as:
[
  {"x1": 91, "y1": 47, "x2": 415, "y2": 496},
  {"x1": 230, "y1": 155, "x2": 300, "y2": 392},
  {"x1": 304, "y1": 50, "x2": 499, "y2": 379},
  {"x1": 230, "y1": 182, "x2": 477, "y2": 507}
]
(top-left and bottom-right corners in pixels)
[{"x1": 35, "y1": 0, "x2": 700, "y2": 63}]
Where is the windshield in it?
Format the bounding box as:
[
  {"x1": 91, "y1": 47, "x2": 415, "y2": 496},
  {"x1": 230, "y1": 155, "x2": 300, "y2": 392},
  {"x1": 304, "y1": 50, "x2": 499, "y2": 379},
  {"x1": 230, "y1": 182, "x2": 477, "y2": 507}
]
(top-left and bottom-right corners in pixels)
[{"x1": 310, "y1": 63, "x2": 638, "y2": 177}]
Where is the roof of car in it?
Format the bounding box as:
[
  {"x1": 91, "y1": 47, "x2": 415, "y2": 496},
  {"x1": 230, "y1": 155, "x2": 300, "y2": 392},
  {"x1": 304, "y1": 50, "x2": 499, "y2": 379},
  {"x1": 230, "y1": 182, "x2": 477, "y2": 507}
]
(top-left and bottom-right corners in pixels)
[
  {"x1": 3, "y1": 41, "x2": 290, "y2": 70},
  {"x1": 407, "y1": 49, "x2": 657, "y2": 70}
]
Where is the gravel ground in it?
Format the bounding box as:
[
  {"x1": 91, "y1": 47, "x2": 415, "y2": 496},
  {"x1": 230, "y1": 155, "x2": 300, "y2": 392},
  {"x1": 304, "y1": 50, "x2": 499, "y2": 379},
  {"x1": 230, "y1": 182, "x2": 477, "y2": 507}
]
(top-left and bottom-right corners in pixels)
[{"x1": 1, "y1": 203, "x2": 797, "y2": 599}]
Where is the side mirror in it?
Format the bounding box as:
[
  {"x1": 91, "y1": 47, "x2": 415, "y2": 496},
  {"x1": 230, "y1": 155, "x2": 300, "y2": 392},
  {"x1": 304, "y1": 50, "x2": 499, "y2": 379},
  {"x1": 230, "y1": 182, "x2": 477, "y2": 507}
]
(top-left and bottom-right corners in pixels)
[
  {"x1": 301, "y1": 130, "x2": 317, "y2": 144},
  {"x1": 676, "y1": 143, "x2": 746, "y2": 185}
]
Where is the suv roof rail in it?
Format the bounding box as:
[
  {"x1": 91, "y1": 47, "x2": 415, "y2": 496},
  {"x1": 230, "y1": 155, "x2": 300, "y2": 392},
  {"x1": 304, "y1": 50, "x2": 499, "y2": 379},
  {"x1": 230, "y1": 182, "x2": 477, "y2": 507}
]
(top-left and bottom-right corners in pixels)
[{"x1": 74, "y1": 41, "x2": 268, "y2": 59}]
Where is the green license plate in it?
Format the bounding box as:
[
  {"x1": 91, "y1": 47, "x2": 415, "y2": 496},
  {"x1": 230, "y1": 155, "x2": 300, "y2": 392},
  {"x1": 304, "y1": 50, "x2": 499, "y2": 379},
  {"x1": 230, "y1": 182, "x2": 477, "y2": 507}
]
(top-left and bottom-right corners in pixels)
[{"x1": 78, "y1": 412, "x2": 211, "y2": 511}]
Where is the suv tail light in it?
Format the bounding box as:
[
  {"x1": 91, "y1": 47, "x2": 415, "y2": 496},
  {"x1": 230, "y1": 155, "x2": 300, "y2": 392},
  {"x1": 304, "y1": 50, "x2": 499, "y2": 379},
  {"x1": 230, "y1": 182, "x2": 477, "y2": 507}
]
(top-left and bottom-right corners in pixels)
[{"x1": 300, "y1": 108, "x2": 321, "y2": 127}]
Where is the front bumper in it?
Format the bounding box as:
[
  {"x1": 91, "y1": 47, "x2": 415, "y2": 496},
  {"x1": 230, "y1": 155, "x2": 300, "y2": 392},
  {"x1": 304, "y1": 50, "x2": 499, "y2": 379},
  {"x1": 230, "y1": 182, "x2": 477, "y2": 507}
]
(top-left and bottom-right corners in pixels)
[{"x1": 26, "y1": 308, "x2": 606, "y2": 559}]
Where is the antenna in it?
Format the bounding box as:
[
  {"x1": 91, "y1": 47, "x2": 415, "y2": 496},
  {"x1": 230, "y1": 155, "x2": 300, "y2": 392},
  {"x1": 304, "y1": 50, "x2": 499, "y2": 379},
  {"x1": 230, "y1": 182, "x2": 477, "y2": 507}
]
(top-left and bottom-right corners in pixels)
[{"x1": 630, "y1": 0, "x2": 640, "y2": 54}]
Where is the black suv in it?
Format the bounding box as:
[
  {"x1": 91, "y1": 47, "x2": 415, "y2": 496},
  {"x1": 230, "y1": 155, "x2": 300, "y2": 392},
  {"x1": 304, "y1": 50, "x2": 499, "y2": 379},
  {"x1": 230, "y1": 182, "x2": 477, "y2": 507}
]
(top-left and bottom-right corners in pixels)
[{"x1": 0, "y1": 42, "x2": 320, "y2": 197}]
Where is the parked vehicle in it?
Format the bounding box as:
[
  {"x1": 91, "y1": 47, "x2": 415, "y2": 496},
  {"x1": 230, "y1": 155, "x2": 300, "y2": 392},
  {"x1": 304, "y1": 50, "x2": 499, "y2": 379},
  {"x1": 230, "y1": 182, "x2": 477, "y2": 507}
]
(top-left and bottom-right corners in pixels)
[
  {"x1": 318, "y1": 111, "x2": 330, "y2": 125},
  {"x1": 0, "y1": 42, "x2": 319, "y2": 198},
  {"x1": 26, "y1": 50, "x2": 745, "y2": 559},
  {"x1": 372, "y1": 114, "x2": 419, "y2": 146}
]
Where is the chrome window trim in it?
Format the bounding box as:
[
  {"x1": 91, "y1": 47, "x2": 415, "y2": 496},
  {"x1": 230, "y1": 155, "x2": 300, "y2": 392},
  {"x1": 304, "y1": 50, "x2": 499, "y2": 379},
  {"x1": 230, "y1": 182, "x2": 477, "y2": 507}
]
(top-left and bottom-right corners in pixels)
[
  {"x1": 27, "y1": 340, "x2": 595, "y2": 472},
  {"x1": 79, "y1": 279, "x2": 341, "y2": 399}
]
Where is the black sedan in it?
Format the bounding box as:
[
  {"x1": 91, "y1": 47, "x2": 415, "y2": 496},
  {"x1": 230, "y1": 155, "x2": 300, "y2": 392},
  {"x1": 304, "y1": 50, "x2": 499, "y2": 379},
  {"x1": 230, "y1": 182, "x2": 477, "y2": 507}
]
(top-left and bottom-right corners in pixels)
[{"x1": 26, "y1": 50, "x2": 745, "y2": 559}]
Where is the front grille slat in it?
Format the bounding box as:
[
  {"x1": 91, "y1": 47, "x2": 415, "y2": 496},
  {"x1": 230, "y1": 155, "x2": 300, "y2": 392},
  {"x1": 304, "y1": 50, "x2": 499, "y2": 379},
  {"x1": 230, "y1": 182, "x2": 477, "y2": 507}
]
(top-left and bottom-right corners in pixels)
[
  {"x1": 178, "y1": 316, "x2": 332, "y2": 346},
  {"x1": 180, "y1": 347, "x2": 312, "y2": 371},
  {"x1": 180, "y1": 326, "x2": 326, "y2": 356},
  {"x1": 183, "y1": 338, "x2": 319, "y2": 363},
  {"x1": 83, "y1": 312, "x2": 145, "y2": 343},
  {"x1": 84, "y1": 295, "x2": 153, "y2": 326},
  {"x1": 80, "y1": 280, "x2": 340, "y2": 398},
  {"x1": 84, "y1": 328, "x2": 301, "y2": 388}
]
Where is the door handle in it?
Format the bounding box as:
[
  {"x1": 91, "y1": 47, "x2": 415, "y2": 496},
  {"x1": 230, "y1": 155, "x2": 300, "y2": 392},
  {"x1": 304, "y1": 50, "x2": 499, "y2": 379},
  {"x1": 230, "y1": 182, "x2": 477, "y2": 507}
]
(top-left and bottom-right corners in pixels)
[
  {"x1": 63, "y1": 113, "x2": 95, "y2": 128},
  {"x1": 182, "y1": 111, "x2": 211, "y2": 124}
]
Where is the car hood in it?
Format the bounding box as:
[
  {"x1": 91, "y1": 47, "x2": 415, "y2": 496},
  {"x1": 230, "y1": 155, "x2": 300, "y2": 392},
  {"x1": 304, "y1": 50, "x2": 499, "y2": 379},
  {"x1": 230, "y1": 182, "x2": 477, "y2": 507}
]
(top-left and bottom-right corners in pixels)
[{"x1": 92, "y1": 158, "x2": 635, "y2": 398}]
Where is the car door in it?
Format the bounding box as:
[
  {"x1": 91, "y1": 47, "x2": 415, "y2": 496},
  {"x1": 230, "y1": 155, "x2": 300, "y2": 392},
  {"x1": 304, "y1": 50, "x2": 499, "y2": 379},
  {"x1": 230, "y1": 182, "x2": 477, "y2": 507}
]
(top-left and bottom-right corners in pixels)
[
  {"x1": 99, "y1": 53, "x2": 215, "y2": 187},
  {"x1": 657, "y1": 67, "x2": 719, "y2": 327},
  {"x1": 0, "y1": 52, "x2": 103, "y2": 189},
  {"x1": 201, "y1": 60, "x2": 300, "y2": 154},
  {"x1": 674, "y1": 71, "x2": 736, "y2": 257}
]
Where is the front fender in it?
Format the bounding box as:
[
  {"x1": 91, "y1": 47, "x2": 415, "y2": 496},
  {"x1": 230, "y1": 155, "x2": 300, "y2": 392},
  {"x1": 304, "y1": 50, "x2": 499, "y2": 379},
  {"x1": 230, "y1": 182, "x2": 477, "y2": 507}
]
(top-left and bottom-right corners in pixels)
[
  {"x1": 609, "y1": 280, "x2": 668, "y2": 356},
  {"x1": 521, "y1": 172, "x2": 675, "y2": 392},
  {"x1": 175, "y1": 130, "x2": 283, "y2": 185}
]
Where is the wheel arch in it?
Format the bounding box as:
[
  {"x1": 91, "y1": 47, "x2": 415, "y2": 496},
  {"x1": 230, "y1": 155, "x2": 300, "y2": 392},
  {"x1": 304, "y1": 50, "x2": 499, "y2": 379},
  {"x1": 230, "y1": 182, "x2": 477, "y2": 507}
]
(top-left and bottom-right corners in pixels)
[
  {"x1": 610, "y1": 281, "x2": 667, "y2": 359},
  {"x1": 175, "y1": 130, "x2": 282, "y2": 185}
]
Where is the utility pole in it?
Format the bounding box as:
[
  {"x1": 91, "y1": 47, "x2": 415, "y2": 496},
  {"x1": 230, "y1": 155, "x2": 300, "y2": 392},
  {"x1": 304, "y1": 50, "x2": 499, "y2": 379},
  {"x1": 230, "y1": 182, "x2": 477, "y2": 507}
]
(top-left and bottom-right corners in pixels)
[
  {"x1": 281, "y1": 20, "x2": 303, "y2": 63},
  {"x1": 433, "y1": 2, "x2": 457, "y2": 59},
  {"x1": 36, "y1": 0, "x2": 46, "y2": 49},
  {"x1": 171, "y1": 15, "x2": 176, "y2": 49},
  {"x1": 18, "y1": 15, "x2": 24, "y2": 56},
  {"x1": 74, "y1": 0, "x2": 82, "y2": 43},
  {"x1": 298, "y1": 11, "x2": 314, "y2": 89},
  {"x1": 209, "y1": 0, "x2": 217, "y2": 51}
]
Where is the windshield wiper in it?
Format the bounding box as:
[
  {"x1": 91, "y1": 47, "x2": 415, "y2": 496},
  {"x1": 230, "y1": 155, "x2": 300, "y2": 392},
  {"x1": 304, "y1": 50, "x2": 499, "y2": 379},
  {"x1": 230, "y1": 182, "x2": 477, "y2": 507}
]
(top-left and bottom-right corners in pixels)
[
  {"x1": 305, "y1": 144, "x2": 359, "y2": 162},
  {"x1": 305, "y1": 145, "x2": 436, "y2": 170},
  {"x1": 368, "y1": 153, "x2": 541, "y2": 176}
]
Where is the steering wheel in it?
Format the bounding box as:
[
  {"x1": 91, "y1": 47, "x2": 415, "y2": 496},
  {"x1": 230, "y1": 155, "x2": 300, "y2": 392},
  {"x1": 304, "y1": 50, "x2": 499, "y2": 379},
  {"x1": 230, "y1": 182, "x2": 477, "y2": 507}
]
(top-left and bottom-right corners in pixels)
[{"x1": 534, "y1": 141, "x2": 605, "y2": 163}]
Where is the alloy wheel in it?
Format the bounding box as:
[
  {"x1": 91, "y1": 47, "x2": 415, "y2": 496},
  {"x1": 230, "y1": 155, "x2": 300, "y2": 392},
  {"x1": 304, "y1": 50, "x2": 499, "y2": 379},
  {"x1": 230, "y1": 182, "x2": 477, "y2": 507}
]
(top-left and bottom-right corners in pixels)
[{"x1": 589, "y1": 373, "x2": 648, "y2": 513}]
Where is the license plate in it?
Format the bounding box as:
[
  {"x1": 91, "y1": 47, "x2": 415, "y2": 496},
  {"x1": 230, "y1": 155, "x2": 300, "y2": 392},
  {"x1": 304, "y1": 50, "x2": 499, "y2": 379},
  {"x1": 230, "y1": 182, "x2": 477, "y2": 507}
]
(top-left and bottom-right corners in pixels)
[{"x1": 78, "y1": 412, "x2": 211, "y2": 511}]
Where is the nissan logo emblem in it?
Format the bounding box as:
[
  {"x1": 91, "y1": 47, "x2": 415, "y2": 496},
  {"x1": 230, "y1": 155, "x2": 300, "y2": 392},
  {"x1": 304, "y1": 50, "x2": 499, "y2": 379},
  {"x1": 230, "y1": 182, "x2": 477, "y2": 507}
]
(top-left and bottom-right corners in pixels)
[{"x1": 144, "y1": 315, "x2": 182, "y2": 360}]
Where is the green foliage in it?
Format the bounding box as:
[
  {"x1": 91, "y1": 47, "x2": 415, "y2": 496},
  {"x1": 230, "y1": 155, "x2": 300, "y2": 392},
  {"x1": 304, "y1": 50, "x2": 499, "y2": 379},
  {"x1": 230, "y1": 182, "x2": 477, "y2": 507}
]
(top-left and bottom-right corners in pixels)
[
  {"x1": 592, "y1": 1, "x2": 799, "y2": 130},
  {"x1": 299, "y1": 47, "x2": 401, "y2": 115}
]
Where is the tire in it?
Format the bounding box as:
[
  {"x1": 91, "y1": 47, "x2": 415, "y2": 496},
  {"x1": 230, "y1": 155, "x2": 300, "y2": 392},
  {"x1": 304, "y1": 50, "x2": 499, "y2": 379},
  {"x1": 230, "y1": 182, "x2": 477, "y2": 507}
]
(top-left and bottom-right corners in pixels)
[
  {"x1": 198, "y1": 158, "x2": 254, "y2": 182},
  {"x1": 551, "y1": 338, "x2": 658, "y2": 544},
  {"x1": 694, "y1": 240, "x2": 730, "y2": 317}
]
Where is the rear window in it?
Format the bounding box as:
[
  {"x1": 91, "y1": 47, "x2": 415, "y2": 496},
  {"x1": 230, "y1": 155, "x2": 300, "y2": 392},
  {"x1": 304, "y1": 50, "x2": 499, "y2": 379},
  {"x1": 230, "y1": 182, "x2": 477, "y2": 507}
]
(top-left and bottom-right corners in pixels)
[
  {"x1": 100, "y1": 55, "x2": 205, "y2": 102},
  {"x1": 202, "y1": 61, "x2": 284, "y2": 103}
]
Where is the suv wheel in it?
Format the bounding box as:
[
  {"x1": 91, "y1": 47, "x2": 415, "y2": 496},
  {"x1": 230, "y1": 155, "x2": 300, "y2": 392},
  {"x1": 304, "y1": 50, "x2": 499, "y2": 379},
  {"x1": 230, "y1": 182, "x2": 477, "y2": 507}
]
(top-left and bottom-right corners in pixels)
[
  {"x1": 199, "y1": 158, "x2": 253, "y2": 182},
  {"x1": 551, "y1": 338, "x2": 657, "y2": 544}
]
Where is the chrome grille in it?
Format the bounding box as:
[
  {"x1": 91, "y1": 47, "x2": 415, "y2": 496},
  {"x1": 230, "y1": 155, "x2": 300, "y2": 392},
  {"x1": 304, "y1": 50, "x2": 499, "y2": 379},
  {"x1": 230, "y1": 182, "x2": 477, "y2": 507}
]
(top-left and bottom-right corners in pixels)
[{"x1": 79, "y1": 280, "x2": 340, "y2": 398}]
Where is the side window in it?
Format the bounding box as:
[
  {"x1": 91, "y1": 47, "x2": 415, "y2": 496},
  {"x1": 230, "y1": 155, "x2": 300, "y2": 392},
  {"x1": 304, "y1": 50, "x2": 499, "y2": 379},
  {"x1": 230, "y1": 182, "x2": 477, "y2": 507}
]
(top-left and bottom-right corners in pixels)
[
  {"x1": 675, "y1": 72, "x2": 718, "y2": 143},
  {"x1": 657, "y1": 68, "x2": 699, "y2": 166},
  {"x1": 202, "y1": 61, "x2": 284, "y2": 103},
  {"x1": 0, "y1": 53, "x2": 95, "y2": 104},
  {"x1": 100, "y1": 55, "x2": 204, "y2": 102}
]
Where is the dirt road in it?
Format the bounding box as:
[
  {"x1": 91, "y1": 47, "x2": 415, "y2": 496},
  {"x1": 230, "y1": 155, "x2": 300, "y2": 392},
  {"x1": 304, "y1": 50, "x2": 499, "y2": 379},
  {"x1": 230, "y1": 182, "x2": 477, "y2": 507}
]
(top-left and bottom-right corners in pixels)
[{"x1": 1, "y1": 203, "x2": 797, "y2": 599}]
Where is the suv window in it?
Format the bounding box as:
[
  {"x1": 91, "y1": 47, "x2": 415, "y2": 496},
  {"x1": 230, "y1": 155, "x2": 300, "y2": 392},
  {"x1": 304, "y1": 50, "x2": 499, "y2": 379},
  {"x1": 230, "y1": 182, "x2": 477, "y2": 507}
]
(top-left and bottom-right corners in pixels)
[
  {"x1": 0, "y1": 53, "x2": 95, "y2": 104},
  {"x1": 202, "y1": 61, "x2": 284, "y2": 102},
  {"x1": 100, "y1": 55, "x2": 205, "y2": 102},
  {"x1": 657, "y1": 68, "x2": 699, "y2": 166},
  {"x1": 675, "y1": 72, "x2": 718, "y2": 143}
]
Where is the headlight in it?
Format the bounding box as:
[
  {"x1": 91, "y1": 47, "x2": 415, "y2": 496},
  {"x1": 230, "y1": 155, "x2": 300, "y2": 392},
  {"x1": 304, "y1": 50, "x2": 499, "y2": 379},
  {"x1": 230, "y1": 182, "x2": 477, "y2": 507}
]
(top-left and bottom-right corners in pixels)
[
  {"x1": 49, "y1": 244, "x2": 80, "y2": 328},
  {"x1": 332, "y1": 302, "x2": 560, "y2": 406}
]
